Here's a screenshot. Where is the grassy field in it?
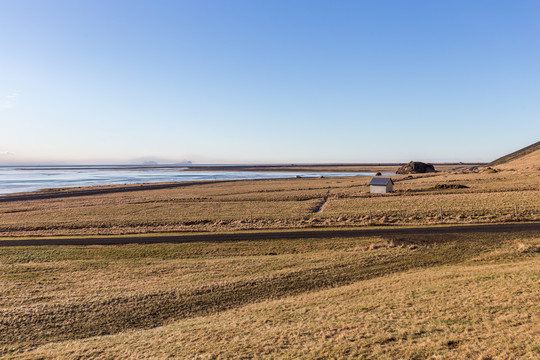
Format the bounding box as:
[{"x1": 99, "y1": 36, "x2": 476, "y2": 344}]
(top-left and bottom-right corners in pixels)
[
  {"x1": 1, "y1": 230, "x2": 539, "y2": 358},
  {"x1": 1, "y1": 164, "x2": 539, "y2": 358},
  {"x1": 0, "y1": 168, "x2": 538, "y2": 236}
]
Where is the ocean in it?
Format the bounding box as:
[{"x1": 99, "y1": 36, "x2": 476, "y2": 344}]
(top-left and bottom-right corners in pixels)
[{"x1": 0, "y1": 166, "x2": 391, "y2": 195}]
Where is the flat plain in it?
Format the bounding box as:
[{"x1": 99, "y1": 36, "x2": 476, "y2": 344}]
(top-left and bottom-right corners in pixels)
[
  {"x1": 0, "y1": 164, "x2": 538, "y2": 237},
  {"x1": 1, "y1": 159, "x2": 539, "y2": 359}
]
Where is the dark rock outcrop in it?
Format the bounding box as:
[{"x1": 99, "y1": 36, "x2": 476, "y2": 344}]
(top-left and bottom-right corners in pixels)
[{"x1": 396, "y1": 161, "x2": 436, "y2": 174}]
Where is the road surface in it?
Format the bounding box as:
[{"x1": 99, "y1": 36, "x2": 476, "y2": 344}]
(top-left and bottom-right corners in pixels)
[{"x1": 1, "y1": 222, "x2": 538, "y2": 247}]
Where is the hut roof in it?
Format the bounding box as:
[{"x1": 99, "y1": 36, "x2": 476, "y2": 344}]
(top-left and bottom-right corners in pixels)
[{"x1": 369, "y1": 177, "x2": 394, "y2": 186}]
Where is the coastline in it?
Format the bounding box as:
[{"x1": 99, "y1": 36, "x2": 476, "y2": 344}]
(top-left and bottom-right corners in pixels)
[{"x1": 0, "y1": 163, "x2": 483, "y2": 198}]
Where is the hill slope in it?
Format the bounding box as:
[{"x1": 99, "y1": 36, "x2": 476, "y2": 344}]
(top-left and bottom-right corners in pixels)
[
  {"x1": 494, "y1": 150, "x2": 540, "y2": 171},
  {"x1": 488, "y1": 141, "x2": 540, "y2": 167}
]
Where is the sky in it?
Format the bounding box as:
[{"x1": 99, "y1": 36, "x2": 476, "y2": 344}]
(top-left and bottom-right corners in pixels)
[{"x1": 1, "y1": 0, "x2": 539, "y2": 164}]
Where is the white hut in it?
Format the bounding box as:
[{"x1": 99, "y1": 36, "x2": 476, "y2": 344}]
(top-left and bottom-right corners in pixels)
[{"x1": 369, "y1": 177, "x2": 394, "y2": 194}]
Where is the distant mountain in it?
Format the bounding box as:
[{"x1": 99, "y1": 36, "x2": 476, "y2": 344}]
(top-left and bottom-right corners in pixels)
[{"x1": 488, "y1": 141, "x2": 540, "y2": 171}]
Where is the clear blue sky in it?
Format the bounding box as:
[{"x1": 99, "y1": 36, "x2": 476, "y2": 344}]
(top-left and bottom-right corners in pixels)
[{"x1": 1, "y1": 0, "x2": 539, "y2": 164}]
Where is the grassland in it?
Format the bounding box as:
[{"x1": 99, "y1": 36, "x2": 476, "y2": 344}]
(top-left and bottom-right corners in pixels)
[
  {"x1": 494, "y1": 149, "x2": 540, "y2": 172},
  {"x1": 0, "y1": 167, "x2": 538, "y2": 237},
  {"x1": 488, "y1": 141, "x2": 540, "y2": 167},
  {"x1": 1, "y1": 163, "x2": 539, "y2": 358},
  {"x1": 1, "y1": 230, "x2": 539, "y2": 358}
]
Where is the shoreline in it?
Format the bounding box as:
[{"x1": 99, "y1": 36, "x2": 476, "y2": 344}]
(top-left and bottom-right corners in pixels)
[
  {"x1": 0, "y1": 173, "x2": 376, "y2": 202},
  {"x1": 0, "y1": 163, "x2": 484, "y2": 199},
  {"x1": 0, "y1": 180, "x2": 235, "y2": 202}
]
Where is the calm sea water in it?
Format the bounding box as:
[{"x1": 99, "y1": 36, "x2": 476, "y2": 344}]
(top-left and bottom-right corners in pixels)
[{"x1": 0, "y1": 166, "x2": 391, "y2": 195}]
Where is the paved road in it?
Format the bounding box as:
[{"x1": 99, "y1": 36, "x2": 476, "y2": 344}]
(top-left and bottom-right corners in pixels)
[{"x1": 1, "y1": 222, "x2": 539, "y2": 247}]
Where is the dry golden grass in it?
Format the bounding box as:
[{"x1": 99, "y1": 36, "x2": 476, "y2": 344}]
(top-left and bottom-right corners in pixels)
[
  {"x1": 495, "y1": 148, "x2": 540, "y2": 172},
  {"x1": 0, "y1": 169, "x2": 538, "y2": 236},
  {"x1": 1, "y1": 232, "x2": 538, "y2": 359},
  {"x1": 2, "y1": 160, "x2": 539, "y2": 359},
  {"x1": 17, "y1": 262, "x2": 537, "y2": 360},
  {"x1": 1, "y1": 164, "x2": 538, "y2": 358},
  {"x1": 317, "y1": 189, "x2": 540, "y2": 223}
]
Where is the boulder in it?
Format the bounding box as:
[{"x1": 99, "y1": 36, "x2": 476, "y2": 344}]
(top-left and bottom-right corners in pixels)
[{"x1": 396, "y1": 161, "x2": 436, "y2": 174}]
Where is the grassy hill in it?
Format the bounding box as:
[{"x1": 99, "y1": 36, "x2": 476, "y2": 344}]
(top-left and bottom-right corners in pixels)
[{"x1": 488, "y1": 141, "x2": 540, "y2": 167}]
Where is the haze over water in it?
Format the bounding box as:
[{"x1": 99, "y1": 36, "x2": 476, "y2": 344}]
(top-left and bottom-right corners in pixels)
[{"x1": 0, "y1": 166, "x2": 390, "y2": 195}]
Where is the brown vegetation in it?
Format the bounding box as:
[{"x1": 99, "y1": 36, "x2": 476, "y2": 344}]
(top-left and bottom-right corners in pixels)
[
  {"x1": 495, "y1": 148, "x2": 540, "y2": 172},
  {"x1": 1, "y1": 231, "x2": 538, "y2": 358},
  {"x1": 1, "y1": 160, "x2": 539, "y2": 358},
  {"x1": 488, "y1": 140, "x2": 540, "y2": 167},
  {"x1": 0, "y1": 168, "x2": 538, "y2": 237}
]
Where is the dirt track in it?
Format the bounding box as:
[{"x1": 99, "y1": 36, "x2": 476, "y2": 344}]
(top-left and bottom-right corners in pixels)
[{"x1": 1, "y1": 222, "x2": 538, "y2": 247}]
